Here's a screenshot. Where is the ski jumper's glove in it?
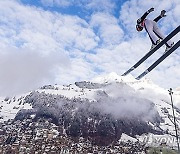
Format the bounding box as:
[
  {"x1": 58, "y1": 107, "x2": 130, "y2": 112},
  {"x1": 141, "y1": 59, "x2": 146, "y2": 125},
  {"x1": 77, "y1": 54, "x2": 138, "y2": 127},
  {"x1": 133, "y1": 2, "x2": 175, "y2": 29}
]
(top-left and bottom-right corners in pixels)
[
  {"x1": 147, "y1": 7, "x2": 154, "y2": 13},
  {"x1": 160, "y1": 10, "x2": 166, "y2": 17}
]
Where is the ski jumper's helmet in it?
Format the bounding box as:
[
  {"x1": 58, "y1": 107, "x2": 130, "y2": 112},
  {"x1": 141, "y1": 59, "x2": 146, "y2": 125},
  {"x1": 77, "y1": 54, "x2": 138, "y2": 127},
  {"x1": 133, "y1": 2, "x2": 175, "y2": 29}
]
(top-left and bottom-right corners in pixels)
[{"x1": 136, "y1": 18, "x2": 144, "y2": 31}]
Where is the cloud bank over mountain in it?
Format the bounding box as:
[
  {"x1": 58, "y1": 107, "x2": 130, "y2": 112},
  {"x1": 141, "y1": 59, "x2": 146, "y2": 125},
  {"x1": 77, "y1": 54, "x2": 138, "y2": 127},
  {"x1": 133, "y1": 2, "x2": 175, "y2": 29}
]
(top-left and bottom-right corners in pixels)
[{"x1": 0, "y1": 0, "x2": 179, "y2": 96}]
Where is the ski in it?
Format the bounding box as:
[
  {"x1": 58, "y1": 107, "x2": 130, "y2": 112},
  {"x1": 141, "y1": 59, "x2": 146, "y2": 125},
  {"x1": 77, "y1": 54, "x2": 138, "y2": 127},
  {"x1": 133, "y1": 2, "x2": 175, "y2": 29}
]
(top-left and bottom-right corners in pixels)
[
  {"x1": 122, "y1": 25, "x2": 180, "y2": 76},
  {"x1": 136, "y1": 40, "x2": 180, "y2": 80}
]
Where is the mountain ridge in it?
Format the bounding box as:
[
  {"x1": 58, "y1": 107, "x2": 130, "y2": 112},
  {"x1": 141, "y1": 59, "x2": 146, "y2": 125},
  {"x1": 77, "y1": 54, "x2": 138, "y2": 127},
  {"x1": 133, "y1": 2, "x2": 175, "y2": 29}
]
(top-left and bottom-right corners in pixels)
[{"x1": 0, "y1": 72, "x2": 180, "y2": 152}]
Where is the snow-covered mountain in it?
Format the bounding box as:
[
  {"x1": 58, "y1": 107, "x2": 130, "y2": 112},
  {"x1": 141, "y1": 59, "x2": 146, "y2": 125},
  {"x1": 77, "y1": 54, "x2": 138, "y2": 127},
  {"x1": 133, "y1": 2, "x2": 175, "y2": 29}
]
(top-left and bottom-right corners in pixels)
[{"x1": 0, "y1": 72, "x2": 180, "y2": 153}]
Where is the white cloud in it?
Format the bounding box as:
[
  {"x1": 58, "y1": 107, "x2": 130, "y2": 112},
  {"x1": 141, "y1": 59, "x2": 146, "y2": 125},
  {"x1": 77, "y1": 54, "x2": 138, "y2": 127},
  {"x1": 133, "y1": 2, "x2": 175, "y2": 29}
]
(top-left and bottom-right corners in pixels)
[
  {"x1": 95, "y1": 83, "x2": 157, "y2": 120},
  {"x1": 90, "y1": 12, "x2": 124, "y2": 46},
  {"x1": 0, "y1": 0, "x2": 179, "y2": 97},
  {"x1": 56, "y1": 55, "x2": 98, "y2": 84},
  {"x1": 86, "y1": 38, "x2": 151, "y2": 76},
  {"x1": 0, "y1": 47, "x2": 69, "y2": 96},
  {"x1": 0, "y1": 0, "x2": 99, "y2": 96}
]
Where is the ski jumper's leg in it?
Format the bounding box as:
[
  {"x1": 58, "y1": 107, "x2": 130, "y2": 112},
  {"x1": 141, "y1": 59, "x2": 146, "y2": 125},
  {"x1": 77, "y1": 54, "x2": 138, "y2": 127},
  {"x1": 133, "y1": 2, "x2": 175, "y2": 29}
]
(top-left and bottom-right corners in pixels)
[
  {"x1": 144, "y1": 19, "x2": 159, "y2": 45},
  {"x1": 152, "y1": 21, "x2": 173, "y2": 47}
]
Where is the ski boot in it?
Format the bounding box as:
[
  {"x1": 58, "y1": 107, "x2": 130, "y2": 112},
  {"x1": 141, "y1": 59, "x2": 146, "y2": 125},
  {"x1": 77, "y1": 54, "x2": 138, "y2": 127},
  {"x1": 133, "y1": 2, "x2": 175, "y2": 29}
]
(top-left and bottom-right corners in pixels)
[
  {"x1": 150, "y1": 39, "x2": 161, "y2": 51},
  {"x1": 164, "y1": 42, "x2": 174, "y2": 54}
]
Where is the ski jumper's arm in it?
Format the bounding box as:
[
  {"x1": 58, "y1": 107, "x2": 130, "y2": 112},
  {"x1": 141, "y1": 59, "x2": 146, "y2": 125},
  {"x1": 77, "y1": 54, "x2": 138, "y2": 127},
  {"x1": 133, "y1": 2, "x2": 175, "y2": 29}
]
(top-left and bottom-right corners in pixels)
[
  {"x1": 153, "y1": 10, "x2": 166, "y2": 23},
  {"x1": 137, "y1": 12, "x2": 149, "y2": 24},
  {"x1": 153, "y1": 15, "x2": 162, "y2": 22},
  {"x1": 137, "y1": 8, "x2": 154, "y2": 24}
]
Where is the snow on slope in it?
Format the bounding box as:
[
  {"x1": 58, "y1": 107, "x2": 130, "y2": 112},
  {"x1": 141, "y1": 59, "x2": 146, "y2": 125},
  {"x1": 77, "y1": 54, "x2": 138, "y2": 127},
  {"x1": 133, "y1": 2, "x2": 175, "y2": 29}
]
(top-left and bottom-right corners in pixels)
[
  {"x1": 0, "y1": 94, "x2": 32, "y2": 122},
  {"x1": 0, "y1": 72, "x2": 180, "y2": 148},
  {"x1": 0, "y1": 72, "x2": 180, "y2": 123},
  {"x1": 94, "y1": 73, "x2": 180, "y2": 132}
]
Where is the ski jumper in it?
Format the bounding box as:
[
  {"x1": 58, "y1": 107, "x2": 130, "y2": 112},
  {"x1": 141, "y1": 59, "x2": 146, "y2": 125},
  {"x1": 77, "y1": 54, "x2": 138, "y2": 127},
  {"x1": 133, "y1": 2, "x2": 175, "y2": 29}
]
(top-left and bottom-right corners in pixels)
[{"x1": 137, "y1": 11, "x2": 173, "y2": 47}]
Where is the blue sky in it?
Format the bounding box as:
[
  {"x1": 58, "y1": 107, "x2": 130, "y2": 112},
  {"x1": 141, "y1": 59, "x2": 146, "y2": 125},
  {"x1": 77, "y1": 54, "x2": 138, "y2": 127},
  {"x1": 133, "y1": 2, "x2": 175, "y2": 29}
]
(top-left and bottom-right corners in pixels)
[
  {"x1": 0, "y1": 0, "x2": 180, "y2": 96},
  {"x1": 19, "y1": 0, "x2": 123, "y2": 17}
]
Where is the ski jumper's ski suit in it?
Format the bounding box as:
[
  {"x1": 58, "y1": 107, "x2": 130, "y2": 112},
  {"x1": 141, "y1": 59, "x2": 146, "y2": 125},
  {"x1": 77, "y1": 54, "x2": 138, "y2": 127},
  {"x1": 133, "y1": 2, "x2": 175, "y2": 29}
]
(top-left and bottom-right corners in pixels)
[{"x1": 137, "y1": 11, "x2": 173, "y2": 47}]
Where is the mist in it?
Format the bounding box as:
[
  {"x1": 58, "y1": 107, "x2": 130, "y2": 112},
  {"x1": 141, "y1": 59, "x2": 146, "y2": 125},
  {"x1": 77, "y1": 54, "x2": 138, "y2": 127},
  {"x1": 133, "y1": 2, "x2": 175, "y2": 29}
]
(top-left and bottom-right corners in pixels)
[
  {"x1": 0, "y1": 47, "x2": 70, "y2": 97},
  {"x1": 95, "y1": 82, "x2": 159, "y2": 121}
]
